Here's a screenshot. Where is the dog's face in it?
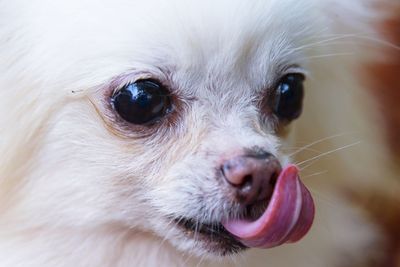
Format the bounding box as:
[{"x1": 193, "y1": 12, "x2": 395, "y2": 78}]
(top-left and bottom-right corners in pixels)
[{"x1": 1, "y1": 0, "x2": 329, "y2": 259}]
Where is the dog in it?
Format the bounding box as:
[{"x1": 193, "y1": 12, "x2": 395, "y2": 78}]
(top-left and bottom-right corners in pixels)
[{"x1": 0, "y1": 0, "x2": 399, "y2": 266}]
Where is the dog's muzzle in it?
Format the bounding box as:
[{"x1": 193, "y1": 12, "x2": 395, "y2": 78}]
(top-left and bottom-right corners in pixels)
[{"x1": 220, "y1": 153, "x2": 315, "y2": 249}]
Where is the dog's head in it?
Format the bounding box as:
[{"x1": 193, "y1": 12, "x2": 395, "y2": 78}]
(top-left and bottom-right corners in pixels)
[{"x1": 1, "y1": 0, "x2": 370, "y2": 259}]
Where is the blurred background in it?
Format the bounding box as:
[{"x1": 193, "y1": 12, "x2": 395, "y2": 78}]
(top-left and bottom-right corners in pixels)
[
  {"x1": 295, "y1": 5, "x2": 400, "y2": 267},
  {"x1": 365, "y1": 6, "x2": 400, "y2": 265}
]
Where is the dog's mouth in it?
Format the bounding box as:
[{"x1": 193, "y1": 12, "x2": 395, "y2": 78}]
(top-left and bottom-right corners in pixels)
[
  {"x1": 175, "y1": 218, "x2": 247, "y2": 254},
  {"x1": 174, "y1": 165, "x2": 315, "y2": 253},
  {"x1": 221, "y1": 165, "x2": 315, "y2": 248}
]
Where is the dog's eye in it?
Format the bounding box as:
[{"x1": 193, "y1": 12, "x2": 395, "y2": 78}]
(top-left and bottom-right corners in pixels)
[
  {"x1": 111, "y1": 80, "x2": 171, "y2": 125},
  {"x1": 273, "y1": 74, "x2": 305, "y2": 121}
]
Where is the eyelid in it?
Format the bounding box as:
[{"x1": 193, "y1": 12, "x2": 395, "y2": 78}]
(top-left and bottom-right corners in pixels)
[
  {"x1": 280, "y1": 64, "x2": 307, "y2": 79},
  {"x1": 112, "y1": 75, "x2": 154, "y2": 95},
  {"x1": 104, "y1": 68, "x2": 170, "y2": 96},
  {"x1": 257, "y1": 64, "x2": 306, "y2": 94}
]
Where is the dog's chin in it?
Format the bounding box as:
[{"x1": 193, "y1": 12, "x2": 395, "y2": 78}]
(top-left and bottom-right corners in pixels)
[
  {"x1": 165, "y1": 219, "x2": 247, "y2": 258},
  {"x1": 165, "y1": 202, "x2": 270, "y2": 258},
  {"x1": 174, "y1": 218, "x2": 247, "y2": 256}
]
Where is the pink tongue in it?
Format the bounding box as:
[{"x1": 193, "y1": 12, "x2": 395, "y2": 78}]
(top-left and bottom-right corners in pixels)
[{"x1": 222, "y1": 165, "x2": 315, "y2": 248}]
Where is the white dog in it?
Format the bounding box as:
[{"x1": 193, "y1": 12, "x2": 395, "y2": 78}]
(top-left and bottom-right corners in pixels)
[{"x1": 0, "y1": 0, "x2": 398, "y2": 266}]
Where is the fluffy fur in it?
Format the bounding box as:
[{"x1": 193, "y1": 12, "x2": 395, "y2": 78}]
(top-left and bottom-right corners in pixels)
[{"x1": 0, "y1": 0, "x2": 398, "y2": 266}]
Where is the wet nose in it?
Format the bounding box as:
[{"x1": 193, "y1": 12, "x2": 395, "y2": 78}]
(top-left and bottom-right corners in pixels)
[{"x1": 221, "y1": 153, "x2": 282, "y2": 205}]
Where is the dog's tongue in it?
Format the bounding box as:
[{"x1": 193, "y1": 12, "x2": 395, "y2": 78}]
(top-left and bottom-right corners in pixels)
[{"x1": 222, "y1": 165, "x2": 314, "y2": 248}]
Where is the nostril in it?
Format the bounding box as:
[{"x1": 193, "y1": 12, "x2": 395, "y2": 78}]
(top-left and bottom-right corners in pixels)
[
  {"x1": 239, "y1": 175, "x2": 253, "y2": 192},
  {"x1": 243, "y1": 175, "x2": 253, "y2": 185},
  {"x1": 221, "y1": 159, "x2": 252, "y2": 186},
  {"x1": 221, "y1": 154, "x2": 282, "y2": 205}
]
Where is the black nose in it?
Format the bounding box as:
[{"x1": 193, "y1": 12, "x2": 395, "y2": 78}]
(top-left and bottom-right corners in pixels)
[{"x1": 221, "y1": 153, "x2": 282, "y2": 205}]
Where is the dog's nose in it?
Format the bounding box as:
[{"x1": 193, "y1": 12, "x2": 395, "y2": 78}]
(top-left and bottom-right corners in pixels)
[{"x1": 221, "y1": 153, "x2": 282, "y2": 205}]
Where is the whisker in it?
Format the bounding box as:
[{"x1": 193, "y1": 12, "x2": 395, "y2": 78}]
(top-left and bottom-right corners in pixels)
[
  {"x1": 288, "y1": 34, "x2": 361, "y2": 53},
  {"x1": 281, "y1": 147, "x2": 322, "y2": 154},
  {"x1": 299, "y1": 159, "x2": 322, "y2": 172},
  {"x1": 307, "y1": 187, "x2": 344, "y2": 210},
  {"x1": 301, "y1": 52, "x2": 355, "y2": 60},
  {"x1": 157, "y1": 216, "x2": 183, "y2": 250},
  {"x1": 193, "y1": 220, "x2": 200, "y2": 252},
  {"x1": 233, "y1": 251, "x2": 247, "y2": 267},
  {"x1": 288, "y1": 132, "x2": 355, "y2": 157},
  {"x1": 282, "y1": 33, "x2": 400, "y2": 60},
  {"x1": 182, "y1": 249, "x2": 194, "y2": 267},
  {"x1": 301, "y1": 170, "x2": 328, "y2": 179},
  {"x1": 296, "y1": 141, "x2": 361, "y2": 167},
  {"x1": 353, "y1": 35, "x2": 400, "y2": 51},
  {"x1": 195, "y1": 254, "x2": 207, "y2": 267}
]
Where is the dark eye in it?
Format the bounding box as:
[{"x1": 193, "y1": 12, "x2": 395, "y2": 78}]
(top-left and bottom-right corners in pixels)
[
  {"x1": 111, "y1": 80, "x2": 172, "y2": 125},
  {"x1": 273, "y1": 74, "x2": 305, "y2": 121}
]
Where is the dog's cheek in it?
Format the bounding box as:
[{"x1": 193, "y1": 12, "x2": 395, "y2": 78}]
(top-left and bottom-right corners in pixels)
[{"x1": 14, "y1": 101, "x2": 167, "y2": 228}]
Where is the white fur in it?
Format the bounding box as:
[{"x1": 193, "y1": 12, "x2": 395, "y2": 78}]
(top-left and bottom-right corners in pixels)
[{"x1": 0, "y1": 0, "x2": 396, "y2": 266}]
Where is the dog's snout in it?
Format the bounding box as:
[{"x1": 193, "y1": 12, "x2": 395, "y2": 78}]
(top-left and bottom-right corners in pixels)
[{"x1": 221, "y1": 154, "x2": 282, "y2": 205}]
